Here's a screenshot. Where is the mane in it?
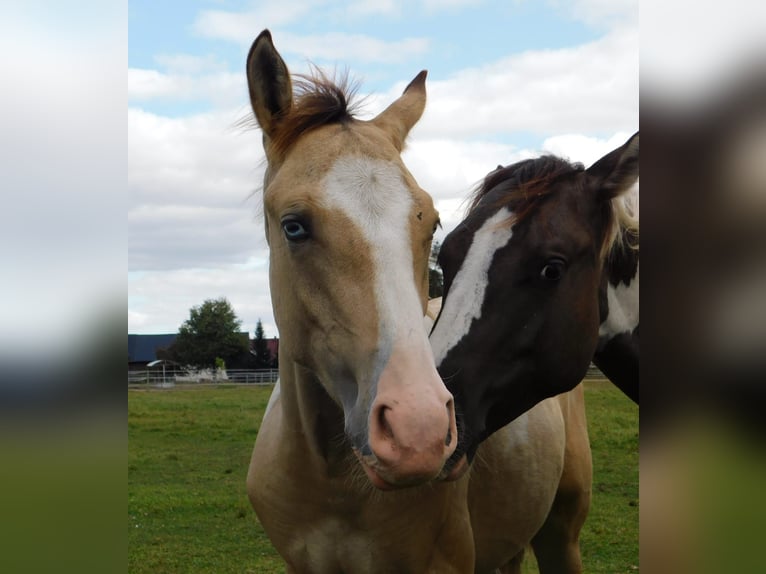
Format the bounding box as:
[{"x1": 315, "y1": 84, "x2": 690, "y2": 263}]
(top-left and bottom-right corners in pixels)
[
  {"x1": 469, "y1": 155, "x2": 639, "y2": 262},
  {"x1": 270, "y1": 67, "x2": 362, "y2": 160},
  {"x1": 468, "y1": 155, "x2": 585, "y2": 228}
]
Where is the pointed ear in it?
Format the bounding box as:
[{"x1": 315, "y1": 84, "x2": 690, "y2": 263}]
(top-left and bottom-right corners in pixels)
[
  {"x1": 371, "y1": 70, "x2": 427, "y2": 151},
  {"x1": 586, "y1": 132, "x2": 639, "y2": 200},
  {"x1": 246, "y1": 29, "x2": 293, "y2": 140}
]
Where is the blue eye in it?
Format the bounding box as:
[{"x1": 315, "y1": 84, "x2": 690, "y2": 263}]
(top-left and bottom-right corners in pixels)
[{"x1": 281, "y1": 218, "x2": 310, "y2": 241}]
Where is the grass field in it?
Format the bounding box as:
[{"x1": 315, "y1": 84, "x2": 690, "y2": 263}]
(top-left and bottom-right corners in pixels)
[{"x1": 128, "y1": 381, "x2": 637, "y2": 573}]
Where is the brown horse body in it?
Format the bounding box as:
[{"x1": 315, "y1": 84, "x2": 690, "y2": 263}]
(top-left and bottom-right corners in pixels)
[{"x1": 245, "y1": 30, "x2": 592, "y2": 573}]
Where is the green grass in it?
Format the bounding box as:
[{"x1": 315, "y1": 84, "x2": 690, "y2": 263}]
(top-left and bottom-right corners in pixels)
[
  {"x1": 128, "y1": 385, "x2": 282, "y2": 573},
  {"x1": 577, "y1": 381, "x2": 639, "y2": 574},
  {"x1": 129, "y1": 381, "x2": 637, "y2": 573}
]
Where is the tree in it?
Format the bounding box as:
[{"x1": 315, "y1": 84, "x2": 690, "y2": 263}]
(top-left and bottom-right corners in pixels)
[
  {"x1": 428, "y1": 240, "x2": 443, "y2": 299},
  {"x1": 164, "y1": 297, "x2": 248, "y2": 369},
  {"x1": 252, "y1": 319, "x2": 272, "y2": 369}
]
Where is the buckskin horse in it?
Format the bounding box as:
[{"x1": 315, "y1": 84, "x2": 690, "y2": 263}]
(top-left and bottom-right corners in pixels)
[
  {"x1": 245, "y1": 29, "x2": 467, "y2": 573},
  {"x1": 430, "y1": 133, "x2": 639, "y2": 468},
  {"x1": 245, "y1": 30, "x2": 597, "y2": 574}
]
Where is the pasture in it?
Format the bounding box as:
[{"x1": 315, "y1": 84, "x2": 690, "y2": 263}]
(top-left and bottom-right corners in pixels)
[{"x1": 128, "y1": 381, "x2": 637, "y2": 573}]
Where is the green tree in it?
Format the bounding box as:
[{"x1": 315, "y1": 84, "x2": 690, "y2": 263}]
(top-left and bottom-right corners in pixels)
[
  {"x1": 252, "y1": 319, "x2": 272, "y2": 369},
  {"x1": 428, "y1": 240, "x2": 443, "y2": 299},
  {"x1": 165, "y1": 297, "x2": 248, "y2": 369}
]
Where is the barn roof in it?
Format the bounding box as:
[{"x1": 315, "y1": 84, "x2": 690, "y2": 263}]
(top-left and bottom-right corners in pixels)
[{"x1": 128, "y1": 334, "x2": 177, "y2": 363}]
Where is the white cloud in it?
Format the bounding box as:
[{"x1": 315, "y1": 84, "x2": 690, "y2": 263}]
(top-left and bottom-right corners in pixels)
[
  {"x1": 129, "y1": 68, "x2": 192, "y2": 100},
  {"x1": 154, "y1": 53, "x2": 228, "y2": 74},
  {"x1": 128, "y1": 105, "x2": 275, "y2": 335},
  {"x1": 195, "y1": 20, "x2": 430, "y2": 65},
  {"x1": 128, "y1": 67, "x2": 245, "y2": 107},
  {"x1": 540, "y1": 131, "x2": 637, "y2": 166},
  {"x1": 194, "y1": 1, "x2": 325, "y2": 39},
  {"x1": 274, "y1": 32, "x2": 430, "y2": 64},
  {"x1": 193, "y1": 4, "x2": 430, "y2": 65},
  {"x1": 417, "y1": 27, "x2": 638, "y2": 138},
  {"x1": 129, "y1": 262, "x2": 277, "y2": 338},
  {"x1": 550, "y1": 0, "x2": 638, "y2": 28},
  {"x1": 129, "y1": 107, "x2": 266, "y2": 271},
  {"x1": 402, "y1": 138, "x2": 523, "y2": 231}
]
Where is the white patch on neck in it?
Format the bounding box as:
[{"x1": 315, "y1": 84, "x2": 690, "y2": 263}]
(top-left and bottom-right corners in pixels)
[
  {"x1": 430, "y1": 208, "x2": 514, "y2": 366},
  {"x1": 599, "y1": 263, "x2": 639, "y2": 340},
  {"x1": 322, "y1": 156, "x2": 426, "y2": 362}
]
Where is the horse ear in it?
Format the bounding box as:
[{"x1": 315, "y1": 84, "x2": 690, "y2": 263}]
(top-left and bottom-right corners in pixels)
[
  {"x1": 371, "y1": 70, "x2": 427, "y2": 151},
  {"x1": 246, "y1": 29, "x2": 293, "y2": 141},
  {"x1": 586, "y1": 132, "x2": 639, "y2": 200}
]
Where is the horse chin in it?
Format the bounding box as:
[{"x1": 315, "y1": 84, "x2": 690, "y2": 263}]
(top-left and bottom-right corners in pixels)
[
  {"x1": 359, "y1": 459, "x2": 398, "y2": 491},
  {"x1": 353, "y1": 448, "x2": 437, "y2": 491}
]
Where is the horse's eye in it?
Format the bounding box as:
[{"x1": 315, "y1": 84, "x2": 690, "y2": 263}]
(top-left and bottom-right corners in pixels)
[
  {"x1": 540, "y1": 259, "x2": 565, "y2": 281},
  {"x1": 281, "y1": 217, "x2": 310, "y2": 242}
]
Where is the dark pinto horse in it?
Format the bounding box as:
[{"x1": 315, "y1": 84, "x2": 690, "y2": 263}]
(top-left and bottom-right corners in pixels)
[{"x1": 430, "y1": 133, "x2": 639, "y2": 465}]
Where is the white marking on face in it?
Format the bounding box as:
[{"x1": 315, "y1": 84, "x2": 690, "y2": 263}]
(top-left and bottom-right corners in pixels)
[
  {"x1": 322, "y1": 156, "x2": 427, "y2": 373},
  {"x1": 599, "y1": 264, "x2": 639, "y2": 340},
  {"x1": 430, "y1": 208, "x2": 514, "y2": 366}
]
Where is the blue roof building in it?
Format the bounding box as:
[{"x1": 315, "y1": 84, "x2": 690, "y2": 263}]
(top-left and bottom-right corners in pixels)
[{"x1": 128, "y1": 334, "x2": 178, "y2": 366}]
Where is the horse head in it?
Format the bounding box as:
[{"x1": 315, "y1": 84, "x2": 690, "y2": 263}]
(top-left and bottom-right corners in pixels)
[
  {"x1": 431, "y1": 133, "x2": 639, "y2": 466},
  {"x1": 247, "y1": 30, "x2": 457, "y2": 489}
]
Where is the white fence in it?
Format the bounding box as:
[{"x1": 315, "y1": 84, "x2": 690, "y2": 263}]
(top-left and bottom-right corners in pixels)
[
  {"x1": 129, "y1": 365, "x2": 603, "y2": 387},
  {"x1": 128, "y1": 368, "x2": 278, "y2": 386}
]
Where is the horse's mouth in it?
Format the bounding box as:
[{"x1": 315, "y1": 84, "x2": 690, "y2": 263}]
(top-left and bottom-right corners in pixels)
[
  {"x1": 352, "y1": 448, "x2": 445, "y2": 490},
  {"x1": 357, "y1": 456, "x2": 398, "y2": 490},
  {"x1": 353, "y1": 447, "x2": 468, "y2": 489},
  {"x1": 437, "y1": 452, "x2": 469, "y2": 482}
]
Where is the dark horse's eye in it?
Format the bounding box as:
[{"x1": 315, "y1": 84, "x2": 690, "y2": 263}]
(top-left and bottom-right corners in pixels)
[
  {"x1": 540, "y1": 259, "x2": 566, "y2": 281},
  {"x1": 281, "y1": 217, "x2": 310, "y2": 242}
]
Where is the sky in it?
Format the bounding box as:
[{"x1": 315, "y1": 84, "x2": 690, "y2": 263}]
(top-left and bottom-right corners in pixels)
[{"x1": 128, "y1": 0, "x2": 639, "y2": 338}]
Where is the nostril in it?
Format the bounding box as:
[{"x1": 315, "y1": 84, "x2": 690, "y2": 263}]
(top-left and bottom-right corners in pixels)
[
  {"x1": 445, "y1": 398, "x2": 456, "y2": 447},
  {"x1": 377, "y1": 405, "x2": 394, "y2": 440}
]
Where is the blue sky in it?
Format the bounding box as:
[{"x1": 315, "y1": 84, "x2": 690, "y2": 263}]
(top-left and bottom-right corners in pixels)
[
  {"x1": 129, "y1": 1, "x2": 599, "y2": 117},
  {"x1": 128, "y1": 0, "x2": 639, "y2": 337}
]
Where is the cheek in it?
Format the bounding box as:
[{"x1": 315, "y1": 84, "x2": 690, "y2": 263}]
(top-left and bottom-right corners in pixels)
[{"x1": 548, "y1": 294, "x2": 600, "y2": 359}]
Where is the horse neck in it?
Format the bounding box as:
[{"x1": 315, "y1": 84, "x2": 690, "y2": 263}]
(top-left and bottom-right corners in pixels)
[
  {"x1": 594, "y1": 243, "x2": 640, "y2": 402},
  {"x1": 276, "y1": 352, "x2": 349, "y2": 468},
  {"x1": 598, "y1": 230, "x2": 639, "y2": 330}
]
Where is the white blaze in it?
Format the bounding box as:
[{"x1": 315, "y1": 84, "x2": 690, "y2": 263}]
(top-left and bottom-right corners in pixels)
[
  {"x1": 322, "y1": 156, "x2": 427, "y2": 365},
  {"x1": 430, "y1": 208, "x2": 514, "y2": 366}
]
